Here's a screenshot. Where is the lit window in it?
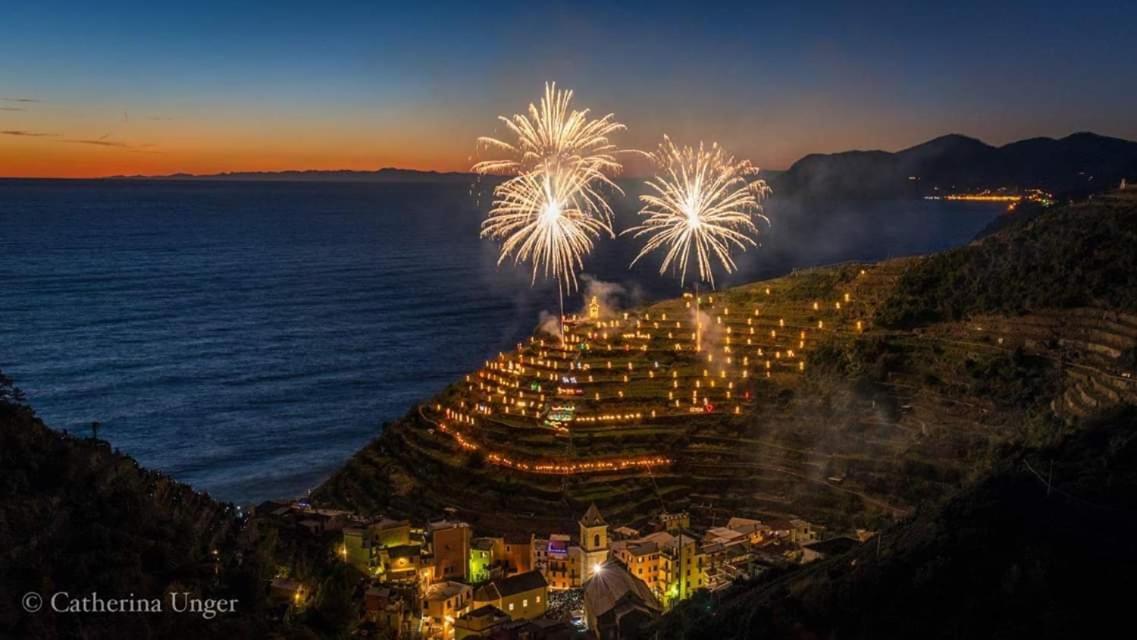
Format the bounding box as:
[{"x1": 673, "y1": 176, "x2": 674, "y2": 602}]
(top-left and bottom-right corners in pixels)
[
  {"x1": 536, "y1": 596, "x2": 541, "y2": 603},
  {"x1": 523, "y1": 599, "x2": 528, "y2": 607},
  {"x1": 509, "y1": 603, "x2": 514, "y2": 612}
]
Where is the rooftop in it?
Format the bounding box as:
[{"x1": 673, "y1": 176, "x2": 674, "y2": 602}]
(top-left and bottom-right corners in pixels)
[
  {"x1": 580, "y1": 503, "x2": 606, "y2": 527},
  {"x1": 582, "y1": 560, "x2": 661, "y2": 618},
  {"x1": 459, "y1": 604, "x2": 509, "y2": 622},
  {"x1": 705, "y1": 527, "x2": 746, "y2": 544},
  {"x1": 429, "y1": 519, "x2": 469, "y2": 531},
  {"x1": 425, "y1": 581, "x2": 469, "y2": 602},
  {"x1": 726, "y1": 516, "x2": 764, "y2": 533},
  {"x1": 625, "y1": 541, "x2": 659, "y2": 557},
  {"x1": 476, "y1": 570, "x2": 548, "y2": 601}
]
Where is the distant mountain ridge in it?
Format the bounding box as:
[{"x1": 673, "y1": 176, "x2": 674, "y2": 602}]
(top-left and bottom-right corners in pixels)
[
  {"x1": 775, "y1": 132, "x2": 1137, "y2": 200},
  {"x1": 101, "y1": 132, "x2": 1137, "y2": 199},
  {"x1": 107, "y1": 167, "x2": 474, "y2": 183}
]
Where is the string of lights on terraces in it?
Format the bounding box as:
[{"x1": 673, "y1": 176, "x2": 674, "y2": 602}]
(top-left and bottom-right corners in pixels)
[
  {"x1": 421, "y1": 280, "x2": 873, "y2": 476},
  {"x1": 422, "y1": 83, "x2": 877, "y2": 476}
]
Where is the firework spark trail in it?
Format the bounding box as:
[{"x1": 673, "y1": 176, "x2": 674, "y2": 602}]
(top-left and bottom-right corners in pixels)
[
  {"x1": 627, "y1": 135, "x2": 771, "y2": 288},
  {"x1": 474, "y1": 83, "x2": 626, "y2": 294},
  {"x1": 473, "y1": 82, "x2": 625, "y2": 180},
  {"x1": 480, "y1": 165, "x2": 612, "y2": 292}
]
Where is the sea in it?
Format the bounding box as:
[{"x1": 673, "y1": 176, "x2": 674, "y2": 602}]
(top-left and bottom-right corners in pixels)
[{"x1": 0, "y1": 179, "x2": 1002, "y2": 504}]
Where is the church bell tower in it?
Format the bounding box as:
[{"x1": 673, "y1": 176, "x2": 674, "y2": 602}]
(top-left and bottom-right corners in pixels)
[{"x1": 579, "y1": 503, "x2": 609, "y2": 580}]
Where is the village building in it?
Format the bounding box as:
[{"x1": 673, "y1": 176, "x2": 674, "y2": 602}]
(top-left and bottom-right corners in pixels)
[
  {"x1": 343, "y1": 517, "x2": 419, "y2": 575},
  {"x1": 431, "y1": 520, "x2": 472, "y2": 581},
  {"x1": 800, "y1": 536, "x2": 861, "y2": 563},
  {"x1": 658, "y1": 511, "x2": 690, "y2": 532},
  {"x1": 582, "y1": 559, "x2": 662, "y2": 640},
  {"x1": 531, "y1": 535, "x2": 549, "y2": 576},
  {"x1": 470, "y1": 537, "x2": 496, "y2": 583},
  {"x1": 579, "y1": 503, "x2": 610, "y2": 581},
  {"x1": 703, "y1": 526, "x2": 747, "y2": 547},
  {"x1": 538, "y1": 532, "x2": 582, "y2": 589},
  {"x1": 378, "y1": 544, "x2": 426, "y2": 583},
  {"x1": 611, "y1": 529, "x2": 707, "y2": 605},
  {"x1": 788, "y1": 518, "x2": 820, "y2": 544},
  {"x1": 422, "y1": 581, "x2": 473, "y2": 640},
  {"x1": 364, "y1": 585, "x2": 417, "y2": 639},
  {"x1": 502, "y1": 534, "x2": 533, "y2": 575},
  {"x1": 763, "y1": 517, "x2": 820, "y2": 544},
  {"x1": 293, "y1": 506, "x2": 353, "y2": 534},
  {"x1": 534, "y1": 505, "x2": 610, "y2": 589},
  {"x1": 611, "y1": 535, "x2": 662, "y2": 592},
  {"x1": 701, "y1": 535, "x2": 776, "y2": 591},
  {"x1": 724, "y1": 516, "x2": 767, "y2": 544},
  {"x1": 486, "y1": 618, "x2": 577, "y2": 639},
  {"x1": 473, "y1": 570, "x2": 549, "y2": 620},
  {"x1": 454, "y1": 604, "x2": 510, "y2": 640},
  {"x1": 332, "y1": 503, "x2": 841, "y2": 635},
  {"x1": 343, "y1": 526, "x2": 373, "y2": 573},
  {"x1": 611, "y1": 526, "x2": 640, "y2": 541}
]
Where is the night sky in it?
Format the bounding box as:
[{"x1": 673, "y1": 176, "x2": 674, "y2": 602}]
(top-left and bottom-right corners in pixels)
[{"x1": 2, "y1": 0, "x2": 1135, "y2": 177}]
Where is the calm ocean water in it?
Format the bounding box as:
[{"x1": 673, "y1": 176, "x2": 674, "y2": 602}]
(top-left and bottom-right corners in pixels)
[{"x1": 0, "y1": 179, "x2": 1001, "y2": 503}]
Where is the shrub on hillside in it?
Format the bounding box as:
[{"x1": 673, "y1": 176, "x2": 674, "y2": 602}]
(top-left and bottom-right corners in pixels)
[{"x1": 877, "y1": 200, "x2": 1137, "y2": 328}]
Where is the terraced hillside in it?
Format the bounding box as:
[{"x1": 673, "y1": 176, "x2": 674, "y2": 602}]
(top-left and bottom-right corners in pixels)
[
  {"x1": 657, "y1": 407, "x2": 1137, "y2": 640},
  {"x1": 316, "y1": 191, "x2": 1137, "y2": 536}
]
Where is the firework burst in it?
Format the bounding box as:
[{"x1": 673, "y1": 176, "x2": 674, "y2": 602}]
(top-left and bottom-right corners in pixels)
[
  {"x1": 480, "y1": 164, "x2": 613, "y2": 293},
  {"x1": 627, "y1": 136, "x2": 771, "y2": 288},
  {"x1": 475, "y1": 83, "x2": 626, "y2": 293},
  {"x1": 473, "y1": 82, "x2": 626, "y2": 186}
]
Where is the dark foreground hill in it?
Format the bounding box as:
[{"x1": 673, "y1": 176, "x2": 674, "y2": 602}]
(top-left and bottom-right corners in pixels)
[
  {"x1": 877, "y1": 190, "x2": 1137, "y2": 327},
  {"x1": 657, "y1": 407, "x2": 1137, "y2": 640},
  {"x1": 0, "y1": 375, "x2": 350, "y2": 640}
]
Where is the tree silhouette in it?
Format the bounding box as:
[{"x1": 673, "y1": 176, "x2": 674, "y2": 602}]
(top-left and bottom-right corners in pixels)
[{"x1": 0, "y1": 369, "x2": 27, "y2": 407}]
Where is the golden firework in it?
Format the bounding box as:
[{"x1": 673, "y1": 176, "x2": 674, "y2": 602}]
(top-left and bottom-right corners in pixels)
[
  {"x1": 474, "y1": 83, "x2": 625, "y2": 292},
  {"x1": 474, "y1": 81, "x2": 625, "y2": 182},
  {"x1": 627, "y1": 136, "x2": 770, "y2": 287},
  {"x1": 480, "y1": 164, "x2": 613, "y2": 292}
]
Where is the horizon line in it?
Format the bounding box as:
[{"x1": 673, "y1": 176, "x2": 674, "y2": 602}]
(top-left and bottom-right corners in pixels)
[{"x1": 1, "y1": 130, "x2": 1131, "y2": 181}]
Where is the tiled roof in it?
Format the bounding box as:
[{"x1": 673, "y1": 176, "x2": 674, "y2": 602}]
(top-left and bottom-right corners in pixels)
[
  {"x1": 496, "y1": 570, "x2": 548, "y2": 596},
  {"x1": 476, "y1": 571, "x2": 547, "y2": 600},
  {"x1": 580, "y1": 503, "x2": 606, "y2": 527},
  {"x1": 582, "y1": 560, "x2": 661, "y2": 618},
  {"x1": 426, "y1": 581, "x2": 469, "y2": 601},
  {"x1": 460, "y1": 604, "x2": 508, "y2": 621}
]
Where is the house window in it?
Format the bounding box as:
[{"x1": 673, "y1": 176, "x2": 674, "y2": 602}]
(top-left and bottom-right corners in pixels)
[
  {"x1": 594, "y1": 534, "x2": 601, "y2": 548},
  {"x1": 509, "y1": 603, "x2": 515, "y2": 612},
  {"x1": 536, "y1": 596, "x2": 541, "y2": 603},
  {"x1": 523, "y1": 599, "x2": 529, "y2": 608}
]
